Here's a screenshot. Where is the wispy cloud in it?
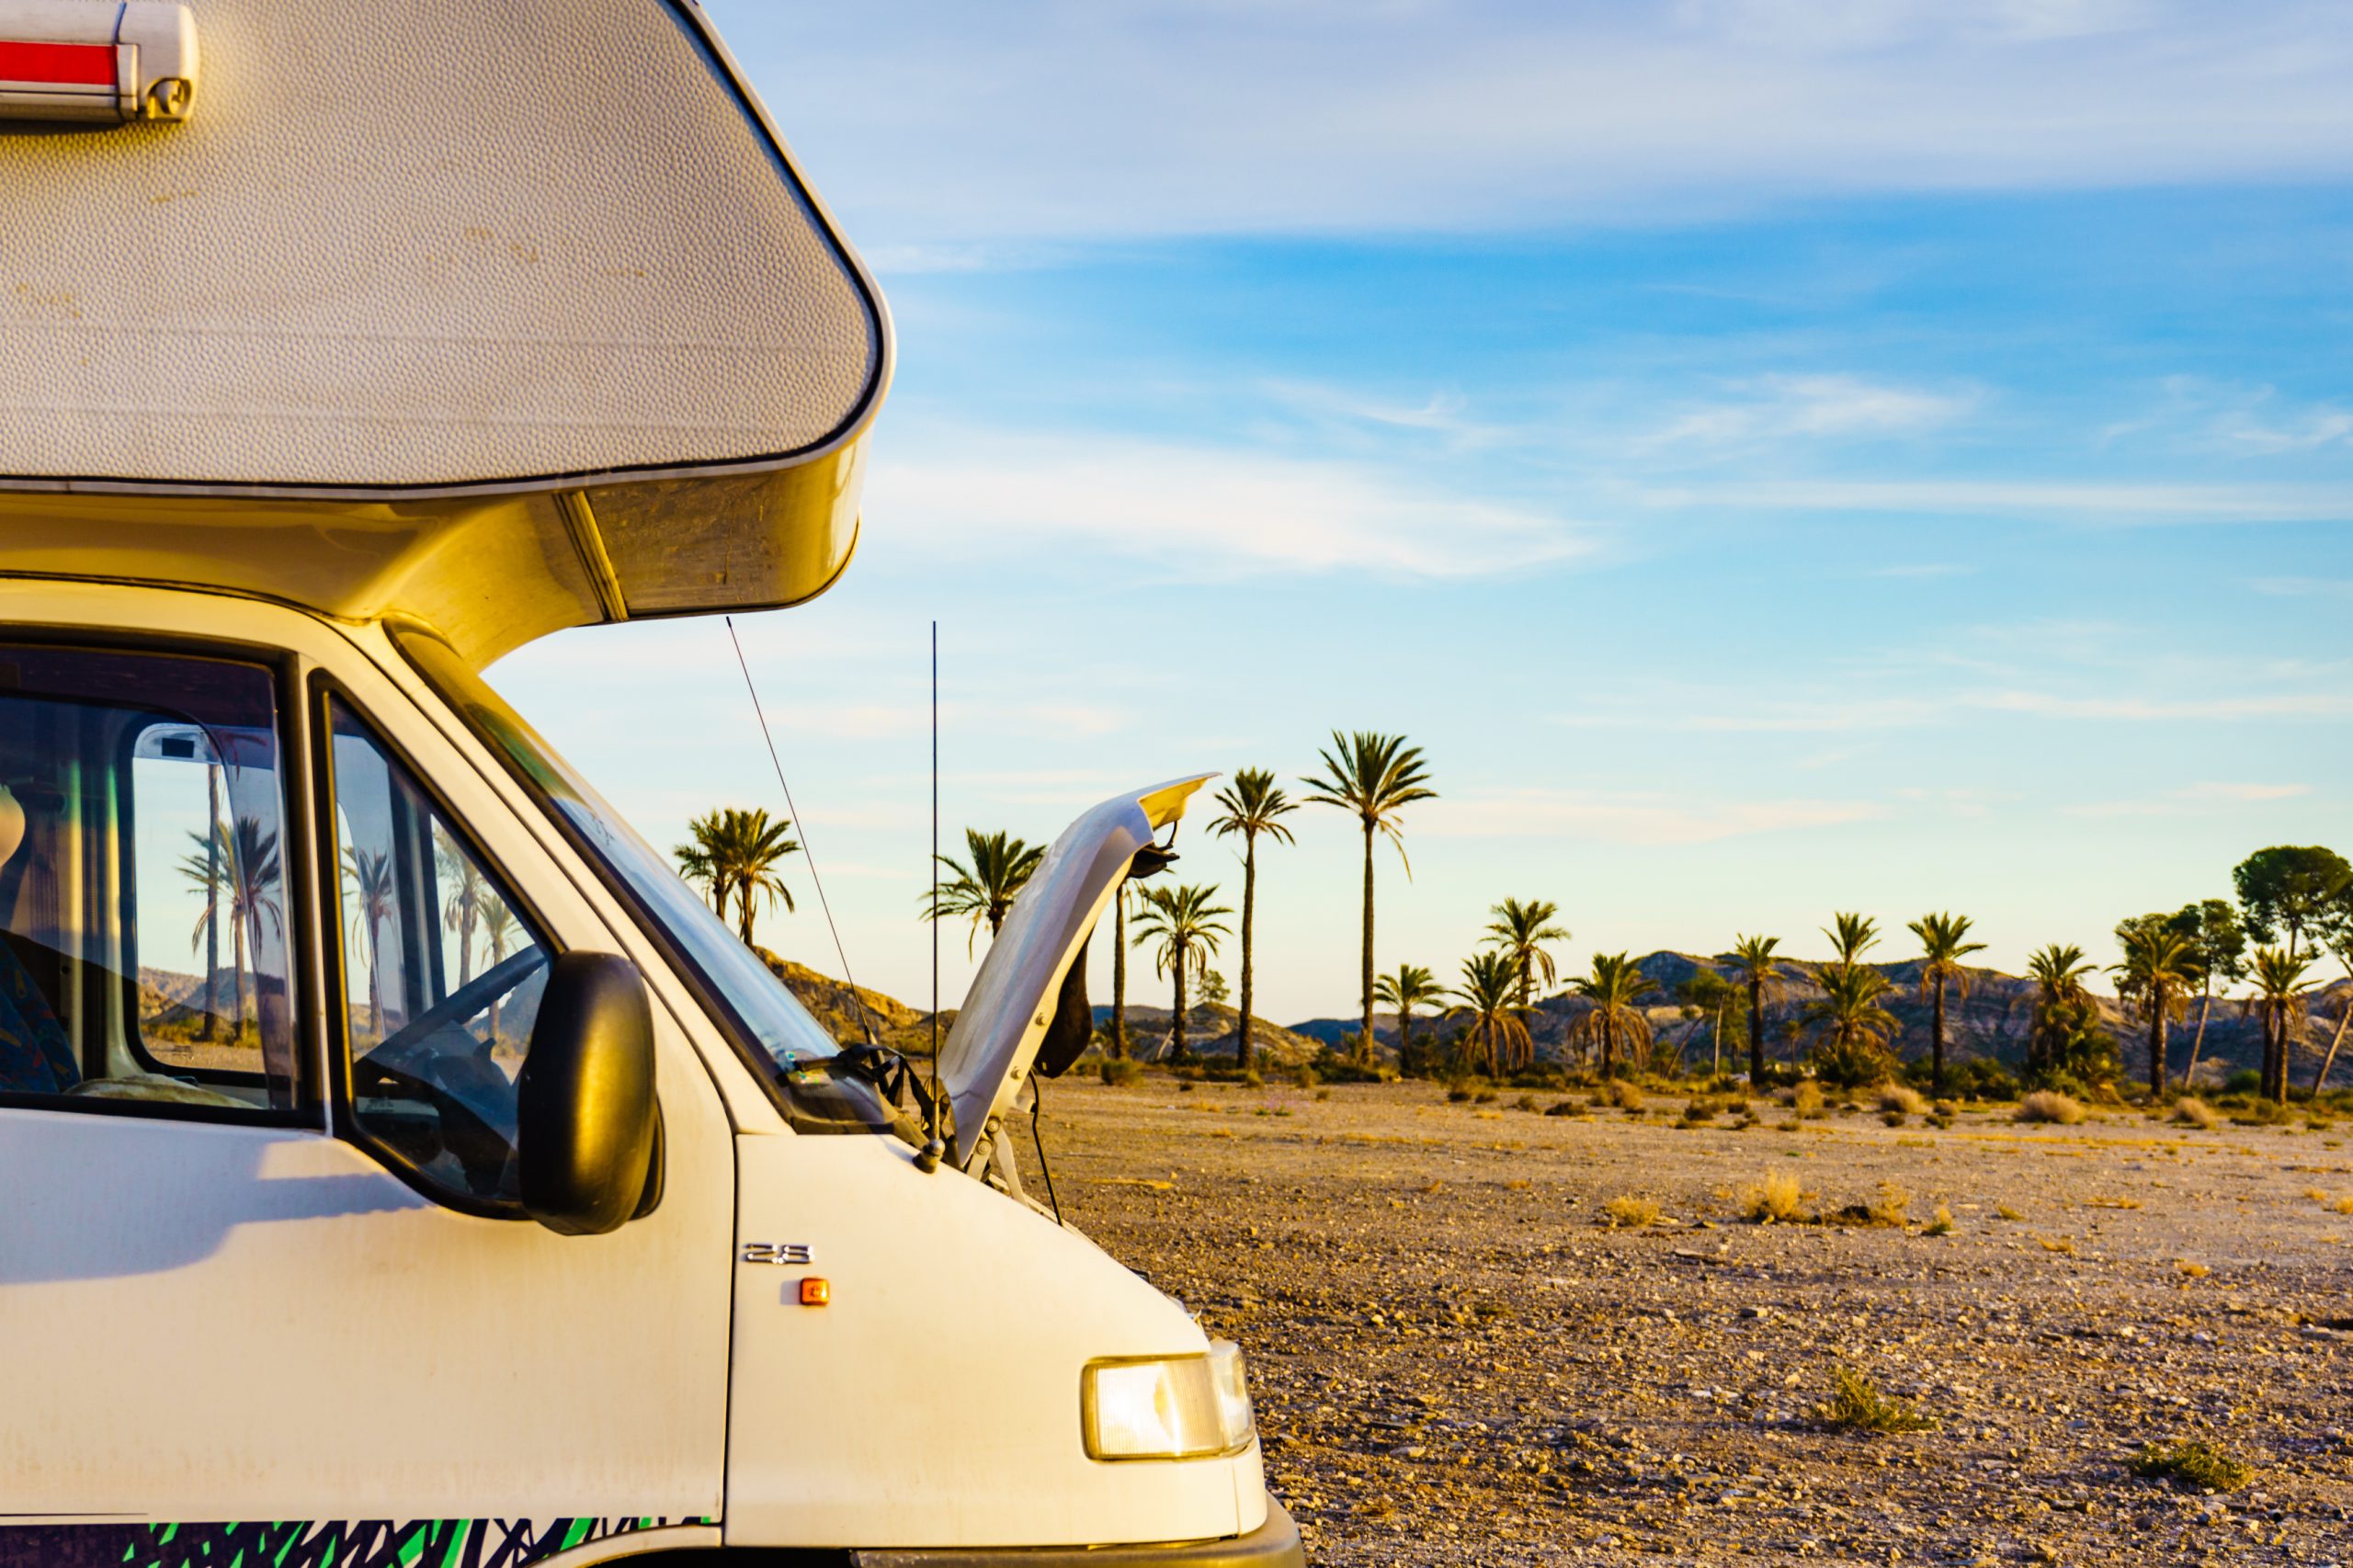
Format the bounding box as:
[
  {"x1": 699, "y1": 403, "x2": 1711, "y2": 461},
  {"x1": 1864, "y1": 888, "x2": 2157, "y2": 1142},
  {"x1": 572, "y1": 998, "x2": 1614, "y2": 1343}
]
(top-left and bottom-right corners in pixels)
[
  {"x1": 2253, "y1": 576, "x2": 2353, "y2": 600},
  {"x1": 2068, "y1": 780, "x2": 2313, "y2": 817},
  {"x1": 869, "y1": 429, "x2": 1595, "y2": 578},
  {"x1": 1635, "y1": 478, "x2": 2353, "y2": 523},
  {"x1": 1555, "y1": 685, "x2": 2353, "y2": 732},
  {"x1": 1419, "y1": 789, "x2": 1885, "y2": 846},
  {"x1": 1639, "y1": 374, "x2": 1977, "y2": 451}
]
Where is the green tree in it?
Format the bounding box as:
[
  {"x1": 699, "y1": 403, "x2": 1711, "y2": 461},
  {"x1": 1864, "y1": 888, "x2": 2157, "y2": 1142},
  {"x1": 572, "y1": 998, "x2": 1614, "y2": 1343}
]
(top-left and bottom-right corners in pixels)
[
  {"x1": 1209, "y1": 767, "x2": 1299, "y2": 1069},
  {"x1": 2243, "y1": 946, "x2": 2313, "y2": 1105},
  {"x1": 1677, "y1": 970, "x2": 1743, "y2": 1080},
  {"x1": 1375, "y1": 963, "x2": 1445, "y2": 1076},
  {"x1": 1131, "y1": 883, "x2": 1231, "y2": 1064},
  {"x1": 1302, "y1": 732, "x2": 1438, "y2": 1065},
  {"x1": 673, "y1": 810, "x2": 730, "y2": 917},
  {"x1": 1806, "y1": 963, "x2": 1900, "y2": 1086},
  {"x1": 1483, "y1": 897, "x2": 1570, "y2": 1011},
  {"x1": 675, "y1": 806, "x2": 801, "y2": 943},
  {"x1": 2111, "y1": 921, "x2": 2199, "y2": 1096},
  {"x1": 1907, "y1": 912, "x2": 1987, "y2": 1098},
  {"x1": 922, "y1": 827, "x2": 1045, "y2": 956},
  {"x1": 1448, "y1": 949, "x2": 1533, "y2": 1077},
  {"x1": 2234, "y1": 846, "x2": 2352, "y2": 965},
  {"x1": 1569, "y1": 952, "x2": 1653, "y2": 1080},
  {"x1": 2025, "y1": 943, "x2": 2111, "y2": 1086},
  {"x1": 2170, "y1": 899, "x2": 2248, "y2": 1086},
  {"x1": 1727, "y1": 935, "x2": 1785, "y2": 1085}
]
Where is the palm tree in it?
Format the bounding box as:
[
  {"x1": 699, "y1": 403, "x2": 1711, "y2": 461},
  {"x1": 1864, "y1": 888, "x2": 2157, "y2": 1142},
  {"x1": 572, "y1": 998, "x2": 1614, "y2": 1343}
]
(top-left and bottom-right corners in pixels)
[
  {"x1": 180, "y1": 815, "x2": 283, "y2": 1042},
  {"x1": 673, "y1": 810, "x2": 730, "y2": 917},
  {"x1": 1209, "y1": 768, "x2": 1299, "y2": 1069},
  {"x1": 1302, "y1": 732, "x2": 1437, "y2": 1064},
  {"x1": 1448, "y1": 950, "x2": 1532, "y2": 1076},
  {"x1": 1483, "y1": 897, "x2": 1570, "y2": 1011},
  {"x1": 922, "y1": 827, "x2": 1045, "y2": 956},
  {"x1": 2025, "y1": 942, "x2": 2097, "y2": 1079},
  {"x1": 2243, "y1": 946, "x2": 2313, "y2": 1105},
  {"x1": 1727, "y1": 935, "x2": 1784, "y2": 1085},
  {"x1": 438, "y1": 829, "x2": 487, "y2": 986},
  {"x1": 1569, "y1": 952, "x2": 1653, "y2": 1080},
  {"x1": 1806, "y1": 963, "x2": 1900, "y2": 1084},
  {"x1": 2176, "y1": 900, "x2": 2248, "y2": 1087},
  {"x1": 1823, "y1": 912, "x2": 1881, "y2": 971},
  {"x1": 477, "y1": 899, "x2": 519, "y2": 1044},
  {"x1": 1374, "y1": 963, "x2": 1445, "y2": 1073},
  {"x1": 1907, "y1": 912, "x2": 1986, "y2": 1097},
  {"x1": 341, "y1": 846, "x2": 397, "y2": 1040},
  {"x1": 1131, "y1": 883, "x2": 1231, "y2": 1064},
  {"x1": 2112, "y1": 923, "x2": 2199, "y2": 1096},
  {"x1": 719, "y1": 807, "x2": 799, "y2": 947}
]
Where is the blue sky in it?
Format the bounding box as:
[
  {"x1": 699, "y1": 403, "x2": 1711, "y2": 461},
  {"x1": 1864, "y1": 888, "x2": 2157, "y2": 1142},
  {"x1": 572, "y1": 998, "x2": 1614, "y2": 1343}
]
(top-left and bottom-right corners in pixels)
[{"x1": 494, "y1": 0, "x2": 2353, "y2": 1021}]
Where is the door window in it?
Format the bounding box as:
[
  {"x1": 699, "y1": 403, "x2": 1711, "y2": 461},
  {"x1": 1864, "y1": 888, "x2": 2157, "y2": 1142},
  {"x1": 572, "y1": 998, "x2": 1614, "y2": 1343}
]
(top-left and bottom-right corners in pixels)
[
  {"x1": 0, "y1": 643, "x2": 300, "y2": 1116},
  {"x1": 324, "y1": 697, "x2": 551, "y2": 1207}
]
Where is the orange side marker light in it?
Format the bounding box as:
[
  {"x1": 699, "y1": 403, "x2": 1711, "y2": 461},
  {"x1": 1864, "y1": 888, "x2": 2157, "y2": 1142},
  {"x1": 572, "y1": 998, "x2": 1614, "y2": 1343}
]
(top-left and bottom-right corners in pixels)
[{"x1": 799, "y1": 1278, "x2": 831, "y2": 1307}]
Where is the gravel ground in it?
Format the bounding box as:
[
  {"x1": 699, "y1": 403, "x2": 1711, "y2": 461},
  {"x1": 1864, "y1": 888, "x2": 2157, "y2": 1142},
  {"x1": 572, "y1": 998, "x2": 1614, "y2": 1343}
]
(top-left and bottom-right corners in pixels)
[{"x1": 1026, "y1": 1077, "x2": 2353, "y2": 1567}]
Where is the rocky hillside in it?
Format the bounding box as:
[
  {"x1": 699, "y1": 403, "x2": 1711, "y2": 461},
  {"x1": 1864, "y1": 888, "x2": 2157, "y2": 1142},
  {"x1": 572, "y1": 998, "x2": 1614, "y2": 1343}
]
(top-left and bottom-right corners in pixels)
[{"x1": 1093, "y1": 1004, "x2": 1324, "y2": 1069}]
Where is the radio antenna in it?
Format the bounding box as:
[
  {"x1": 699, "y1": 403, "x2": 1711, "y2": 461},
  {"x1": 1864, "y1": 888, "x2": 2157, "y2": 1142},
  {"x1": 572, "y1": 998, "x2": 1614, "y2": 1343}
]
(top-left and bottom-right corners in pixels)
[
  {"x1": 929, "y1": 620, "x2": 942, "y2": 1105},
  {"x1": 725, "y1": 616, "x2": 879, "y2": 1049}
]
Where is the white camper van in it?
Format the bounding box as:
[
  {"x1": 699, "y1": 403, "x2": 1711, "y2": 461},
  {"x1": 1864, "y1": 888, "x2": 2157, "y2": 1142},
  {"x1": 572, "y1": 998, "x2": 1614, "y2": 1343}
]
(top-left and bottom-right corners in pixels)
[{"x1": 0, "y1": 3, "x2": 1299, "y2": 1564}]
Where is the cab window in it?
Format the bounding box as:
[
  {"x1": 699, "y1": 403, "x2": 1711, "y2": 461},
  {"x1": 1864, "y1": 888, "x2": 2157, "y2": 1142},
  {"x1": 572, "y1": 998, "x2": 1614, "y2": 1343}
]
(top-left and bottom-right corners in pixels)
[
  {"x1": 0, "y1": 643, "x2": 301, "y2": 1117},
  {"x1": 323, "y1": 696, "x2": 551, "y2": 1208}
]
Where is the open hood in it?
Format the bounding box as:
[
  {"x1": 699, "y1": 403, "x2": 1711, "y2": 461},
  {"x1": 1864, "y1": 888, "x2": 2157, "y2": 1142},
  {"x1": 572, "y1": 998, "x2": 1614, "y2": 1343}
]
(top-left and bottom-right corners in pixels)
[{"x1": 938, "y1": 776, "x2": 1212, "y2": 1169}]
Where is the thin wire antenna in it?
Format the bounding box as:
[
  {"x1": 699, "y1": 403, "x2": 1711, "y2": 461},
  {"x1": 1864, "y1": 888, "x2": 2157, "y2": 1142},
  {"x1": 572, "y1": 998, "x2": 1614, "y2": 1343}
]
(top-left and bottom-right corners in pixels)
[
  {"x1": 930, "y1": 619, "x2": 941, "y2": 1104},
  {"x1": 725, "y1": 615, "x2": 879, "y2": 1048}
]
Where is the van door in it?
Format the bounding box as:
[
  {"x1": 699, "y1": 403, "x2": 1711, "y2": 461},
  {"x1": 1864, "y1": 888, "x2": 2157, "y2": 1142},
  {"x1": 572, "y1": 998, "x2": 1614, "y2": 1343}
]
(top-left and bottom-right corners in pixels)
[{"x1": 0, "y1": 631, "x2": 731, "y2": 1565}]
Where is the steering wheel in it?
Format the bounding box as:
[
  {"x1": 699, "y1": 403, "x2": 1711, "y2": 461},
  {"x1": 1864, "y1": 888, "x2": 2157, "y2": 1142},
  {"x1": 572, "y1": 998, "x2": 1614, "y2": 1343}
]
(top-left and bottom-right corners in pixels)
[
  {"x1": 351, "y1": 947, "x2": 550, "y2": 1196},
  {"x1": 369, "y1": 945, "x2": 550, "y2": 1064}
]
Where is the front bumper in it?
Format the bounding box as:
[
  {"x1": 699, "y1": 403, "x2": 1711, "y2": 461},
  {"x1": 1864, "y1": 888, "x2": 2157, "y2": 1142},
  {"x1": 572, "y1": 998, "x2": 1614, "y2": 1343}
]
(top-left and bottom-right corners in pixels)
[{"x1": 849, "y1": 1498, "x2": 1303, "y2": 1568}]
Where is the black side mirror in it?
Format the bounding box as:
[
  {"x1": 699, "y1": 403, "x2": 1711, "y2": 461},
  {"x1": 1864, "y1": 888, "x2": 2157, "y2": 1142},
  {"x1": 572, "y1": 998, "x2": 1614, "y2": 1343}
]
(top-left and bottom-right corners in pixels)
[{"x1": 517, "y1": 952, "x2": 658, "y2": 1235}]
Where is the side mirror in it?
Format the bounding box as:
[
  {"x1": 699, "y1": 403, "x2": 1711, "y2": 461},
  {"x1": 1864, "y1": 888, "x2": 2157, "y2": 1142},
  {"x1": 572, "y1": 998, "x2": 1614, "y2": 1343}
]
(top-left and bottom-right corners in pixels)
[{"x1": 517, "y1": 952, "x2": 658, "y2": 1236}]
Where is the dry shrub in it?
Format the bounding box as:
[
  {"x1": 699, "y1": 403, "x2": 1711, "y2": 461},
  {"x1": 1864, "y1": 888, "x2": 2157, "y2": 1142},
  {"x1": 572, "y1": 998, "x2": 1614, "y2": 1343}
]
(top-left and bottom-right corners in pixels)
[
  {"x1": 1606, "y1": 1079, "x2": 1647, "y2": 1112},
  {"x1": 1876, "y1": 1084, "x2": 1929, "y2": 1116},
  {"x1": 1923, "y1": 1203, "x2": 1956, "y2": 1236},
  {"x1": 2017, "y1": 1089, "x2": 2086, "y2": 1125},
  {"x1": 1818, "y1": 1367, "x2": 1937, "y2": 1435},
  {"x1": 1741, "y1": 1171, "x2": 1806, "y2": 1223},
  {"x1": 1602, "y1": 1194, "x2": 1662, "y2": 1229},
  {"x1": 2335, "y1": 1197, "x2": 2353, "y2": 1216},
  {"x1": 1880, "y1": 1109, "x2": 1908, "y2": 1128},
  {"x1": 1995, "y1": 1204, "x2": 2026, "y2": 1221},
  {"x1": 2036, "y1": 1233, "x2": 2077, "y2": 1255},
  {"x1": 1098, "y1": 1058, "x2": 1143, "y2": 1087},
  {"x1": 2172, "y1": 1096, "x2": 2218, "y2": 1130},
  {"x1": 2177, "y1": 1261, "x2": 2210, "y2": 1278},
  {"x1": 1543, "y1": 1100, "x2": 1578, "y2": 1118},
  {"x1": 1681, "y1": 1098, "x2": 1717, "y2": 1124},
  {"x1": 1513, "y1": 1093, "x2": 1539, "y2": 1112},
  {"x1": 1833, "y1": 1182, "x2": 1910, "y2": 1227},
  {"x1": 1791, "y1": 1081, "x2": 1825, "y2": 1119}
]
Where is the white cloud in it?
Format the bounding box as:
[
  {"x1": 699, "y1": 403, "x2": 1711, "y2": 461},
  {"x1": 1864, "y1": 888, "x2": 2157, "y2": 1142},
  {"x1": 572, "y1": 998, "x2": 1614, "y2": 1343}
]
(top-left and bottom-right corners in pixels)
[
  {"x1": 867, "y1": 428, "x2": 1594, "y2": 579},
  {"x1": 1964, "y1": 690, "x2": 2353, "y2": 721},
  {"x1": 2253, "y1": 577, "x2": 2353, "y2": 600},
  {"x1": 1418, "y1": 789, "x2": 1884, "y2": 845},
  {"x1": 2173, "y1": 781, "x2": 2312, "y2": 802},
  {"x1": 1635, "y1": 478, "x2": 2353, "y2": 523},
  {"x1": 1640, "y1": 374, "x2": 1977, "y2": 450},
  {"x1": 719, "y1": 0, "x2": 2353, "y2": 244},
  {"x1": 2068, "y1": 780, "x2": 2313, "y2": 816}
]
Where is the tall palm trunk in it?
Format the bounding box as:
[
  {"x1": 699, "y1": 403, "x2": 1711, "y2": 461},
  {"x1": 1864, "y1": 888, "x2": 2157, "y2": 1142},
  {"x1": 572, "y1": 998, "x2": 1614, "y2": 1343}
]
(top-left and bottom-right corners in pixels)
[
  {"x1": 1599, "y1": 1014, "x2": 1617, "y2": 1079},
  {"x1": 2183, "y1": 982, "x2": 2214, "y2": 1086},
  {"x1": 1356, "y1": 820, "x2": 1375, "y2": 1065},
  {"x1": 2311, "y1": 995, "x2": 2350, "y2": 1093},
  {"x1": 1170, "y1": 954, "x2": 1189, "y2": 1064},
  {"x1": 1111, "y1": 888, "x2": 1129, "y2": 1060},
  {"x1": 1398, "y1": 1006, "x2": 1414, "y2": 1067},
  {"x1": 231, "y1": 898, "x2": 249, "y2": 1041},
  {"x1": 1236, "y1": 837, "x2": 1256, "y2": 1069},
  {"x1": 201, "y1": 772, "x2": 221, "y2": 1040},
  {"x1": 1747, "y1": 979, "x2": 1766, "y2": 1085},
  {"x1": 2146, "y1": 993, "x2": 2167, "y2": 1096},
  {"x1": 1930, "y1": 975, "x2": 1948, "y2": 1098}
]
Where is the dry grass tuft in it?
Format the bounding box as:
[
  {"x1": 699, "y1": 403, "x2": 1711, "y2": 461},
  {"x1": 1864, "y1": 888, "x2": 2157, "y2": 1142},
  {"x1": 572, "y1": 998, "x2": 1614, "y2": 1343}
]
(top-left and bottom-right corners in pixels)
[
  {"x1": 2177, "y1": 1261, "x2": 2210, "y2": 1278},
  {"x1": 1995, "y1": 1204, "x2": 2027, "y2": 1221},
  {"x1": 1787, "y1": 1081, "x2": 1825, "y2": 1119},
  {"x1": 1880, "y1": 1109, "x2": 1909, "y2": 1128},
  {"x1": 2335, "y1": 1196, "x2": 2353, "y2": 1216},
  {"x1": 2035, "y1": 1233, "x2": 2077, "y2": 1255},
  {"x1": 1602, "y1": 1194, "x2": 1662, "y2": 1229},
  {"x1": 1604, "y1": 1078, "x2": 1647, "y2": 1112},
  {"x1": 2130, "y1": 1438, "x2": 2253, "y2": 1492},
  {"x1": 1876, "y1": 1084, "x2": 1929, "y2": 1116},
  {"x1": 2172, "y1": 1096, "x2": 2218, "y2": 1130},
  {"x1": 1818, "y1": 1367, "x2": 1937, "y2": 1435},
  {"x1": 1923, "y1": 1203, "x2": 1956, "y2": 1236},
  {"x1": 1740, "y1": 1171, "x2": 1807, "y2": 1224},
  {"x1": 2018, "y1": 1090, "x2": 2087, "y2": 1125}
]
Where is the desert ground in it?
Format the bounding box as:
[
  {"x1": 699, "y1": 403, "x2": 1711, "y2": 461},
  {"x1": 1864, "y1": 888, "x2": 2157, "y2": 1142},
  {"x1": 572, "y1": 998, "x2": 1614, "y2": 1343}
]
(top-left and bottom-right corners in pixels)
[{"x1": 1024, "y1": 1076, "x2": 2353, "y2": 1567}]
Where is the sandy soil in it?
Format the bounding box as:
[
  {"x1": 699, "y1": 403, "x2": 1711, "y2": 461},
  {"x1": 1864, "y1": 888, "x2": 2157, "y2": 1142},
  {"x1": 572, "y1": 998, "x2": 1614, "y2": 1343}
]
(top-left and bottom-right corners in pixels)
[{"x1": 1026, "y1": 1076, "x2": 2353, "y2": 1567}]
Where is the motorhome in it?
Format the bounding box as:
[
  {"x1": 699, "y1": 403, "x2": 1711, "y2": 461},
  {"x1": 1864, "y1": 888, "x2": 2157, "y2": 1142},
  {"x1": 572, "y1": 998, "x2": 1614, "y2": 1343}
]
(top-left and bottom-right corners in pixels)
[{"x1": 0, "y1": 2, "x2": 1298, "y2": 1563}]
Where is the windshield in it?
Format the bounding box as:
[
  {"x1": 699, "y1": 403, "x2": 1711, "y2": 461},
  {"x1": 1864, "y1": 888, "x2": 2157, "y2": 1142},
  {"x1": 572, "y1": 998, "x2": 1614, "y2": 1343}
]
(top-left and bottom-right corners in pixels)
[{"x1": 393, "y1": 631, "x2": 895, "y2": 1131}]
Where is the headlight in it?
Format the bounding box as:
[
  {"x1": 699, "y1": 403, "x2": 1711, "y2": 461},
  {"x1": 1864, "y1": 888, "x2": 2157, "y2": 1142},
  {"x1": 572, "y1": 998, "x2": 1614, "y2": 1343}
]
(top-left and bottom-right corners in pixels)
[{"x1": 1081, "y1": 1341, "x2": 1256, "y2": 1460}]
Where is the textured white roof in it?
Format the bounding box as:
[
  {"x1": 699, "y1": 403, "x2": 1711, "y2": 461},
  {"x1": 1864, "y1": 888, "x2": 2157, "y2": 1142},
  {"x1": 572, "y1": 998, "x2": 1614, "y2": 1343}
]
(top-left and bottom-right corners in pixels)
[{"x1": 0, "y1": 0, "x2": 884, "y2": 493}]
